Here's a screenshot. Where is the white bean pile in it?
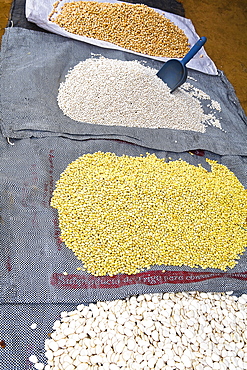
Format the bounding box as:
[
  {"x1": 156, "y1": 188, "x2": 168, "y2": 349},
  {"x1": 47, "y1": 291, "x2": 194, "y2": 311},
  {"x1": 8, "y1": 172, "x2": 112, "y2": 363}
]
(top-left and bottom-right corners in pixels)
[
  {"x1": 30, "y1": 291, "x2": 247, "y2": 370},
  {"x1": 57, "y1": 57, "x2": 222, "y2": 133}
]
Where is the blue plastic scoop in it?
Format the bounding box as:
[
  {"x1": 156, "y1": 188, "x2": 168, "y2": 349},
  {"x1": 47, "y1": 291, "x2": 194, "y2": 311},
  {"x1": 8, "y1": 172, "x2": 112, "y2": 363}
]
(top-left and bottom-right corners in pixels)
[{"x1": 157, "y1": 36, "x2": 207, "y2": 93}]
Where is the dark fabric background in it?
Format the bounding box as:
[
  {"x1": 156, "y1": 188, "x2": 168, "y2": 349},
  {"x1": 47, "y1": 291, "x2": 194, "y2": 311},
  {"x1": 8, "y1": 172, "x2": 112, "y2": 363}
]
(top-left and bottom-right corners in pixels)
[{"x1": 1, "y1": 2, "x2": 247, "y2": 370}]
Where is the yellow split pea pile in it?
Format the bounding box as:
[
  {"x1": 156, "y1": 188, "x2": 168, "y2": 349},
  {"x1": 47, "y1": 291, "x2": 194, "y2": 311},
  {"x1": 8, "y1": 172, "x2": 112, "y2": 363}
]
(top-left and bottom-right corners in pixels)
[
  {"x1": 49, "y1": 1, "x2": 190, "y2": 57},
  {"x1": 50, "y1": 152, "x2": 247, "y2": 276}
]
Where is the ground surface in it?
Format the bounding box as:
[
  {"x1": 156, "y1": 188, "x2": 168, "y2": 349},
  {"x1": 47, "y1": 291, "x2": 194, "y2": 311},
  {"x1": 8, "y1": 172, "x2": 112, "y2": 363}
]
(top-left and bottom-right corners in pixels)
[
  {"x1": 180, "y1": 0, "x2": 247, "y2": 114},
  {"x1": 0, "y1": 0, "x2": 246, "y2": 114}
]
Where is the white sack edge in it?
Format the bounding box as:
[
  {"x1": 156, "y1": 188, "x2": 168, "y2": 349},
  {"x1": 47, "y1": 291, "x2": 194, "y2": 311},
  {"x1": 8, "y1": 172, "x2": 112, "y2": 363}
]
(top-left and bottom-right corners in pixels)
[{"x1": 26, "y1": 0, "x2": 218, "y2": 75}]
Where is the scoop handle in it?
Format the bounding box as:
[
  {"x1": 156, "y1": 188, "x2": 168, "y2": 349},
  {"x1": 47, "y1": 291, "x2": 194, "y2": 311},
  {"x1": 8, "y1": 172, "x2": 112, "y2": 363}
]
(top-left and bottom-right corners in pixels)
[{"x1": 181, "y1": 36, "x2": 207, "y2": 66}]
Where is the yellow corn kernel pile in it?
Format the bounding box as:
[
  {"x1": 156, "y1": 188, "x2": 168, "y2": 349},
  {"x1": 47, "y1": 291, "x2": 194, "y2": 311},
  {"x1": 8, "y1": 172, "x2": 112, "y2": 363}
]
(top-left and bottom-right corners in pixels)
[
  {"x1": 49, "y1": 1, "x2": 190, "y2": 58},
  {"x1": 51, "y1": 152, "x2": 247, "y2": 276}
]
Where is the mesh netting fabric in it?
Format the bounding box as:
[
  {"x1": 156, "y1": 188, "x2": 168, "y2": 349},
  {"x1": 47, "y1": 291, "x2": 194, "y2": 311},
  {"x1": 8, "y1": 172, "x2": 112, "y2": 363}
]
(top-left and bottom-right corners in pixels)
[
  {"x1": 0, "y1": 303, "x2": 83, "y2": 370},
  {"x1": 1, "y1": 135, "x2": 247, "y2": 307},
  {"x1": 1, "y1": 2, "x2": 247, "y2": 368},
  {"x1": 1, "y1": 289, "x2": 247, "y2": 370},
  {"x1": 0, "y1": 27, "x2": 247, "y2": 155}
]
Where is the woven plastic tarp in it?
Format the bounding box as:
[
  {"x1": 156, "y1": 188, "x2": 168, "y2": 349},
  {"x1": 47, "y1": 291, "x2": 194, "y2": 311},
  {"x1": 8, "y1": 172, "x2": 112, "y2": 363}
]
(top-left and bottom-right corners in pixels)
[
  {"x1": 1, "y1": 27, "x2": 247, "y2": 155},
  {"x1": 0, "y1": 303, "x2": 82, "y2": 370},
  {"x1": 1, "y1": 135, "x2": 247, "y2": 307},
  {"x1": 25, "y1": 0, "x2": 217, "y2": 75},
  {"x1": 1, "y1": 1, "x2": 247, "y2": 369}
]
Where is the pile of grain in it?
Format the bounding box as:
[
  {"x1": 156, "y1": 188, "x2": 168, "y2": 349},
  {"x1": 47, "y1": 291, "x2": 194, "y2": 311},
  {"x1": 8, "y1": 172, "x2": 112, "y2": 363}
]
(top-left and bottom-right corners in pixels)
[
  {"x1": 57, "y1": 57, "x2": 222, "y2": 132},
  {"x1": 29, "y1": 291, "x2": 247, "y2": 370},
  {"x1": 50, "y1": 152, "x2": 247, "y2": 276},
  {"x1": 49, "y1": 1, "x2": 189, "y2": 58}
]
